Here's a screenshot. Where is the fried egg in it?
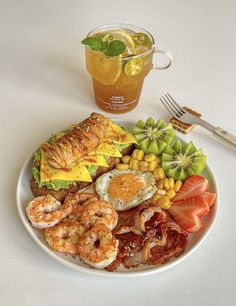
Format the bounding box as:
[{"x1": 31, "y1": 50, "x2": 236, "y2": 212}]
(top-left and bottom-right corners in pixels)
[{"x1": 95, "y1": 169, "x2": 157, "y2": 211}]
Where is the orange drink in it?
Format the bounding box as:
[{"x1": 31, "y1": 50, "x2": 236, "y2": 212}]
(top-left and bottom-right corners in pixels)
[{"x1": 82, "y1": 24, "x2": 172, "y2": 113}]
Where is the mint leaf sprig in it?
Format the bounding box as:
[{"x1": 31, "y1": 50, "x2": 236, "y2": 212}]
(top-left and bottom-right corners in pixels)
[
  {"x1": 81, "y1": 37, "x2": 108, "y2": 52},
  {"x1": 82, "y1": 37, "x2": 126, "y2": 57}
]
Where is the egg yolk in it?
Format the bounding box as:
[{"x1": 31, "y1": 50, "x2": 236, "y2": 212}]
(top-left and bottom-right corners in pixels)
[{"x1": 108, "y1": 173, "x2": 145, "y2": 203}]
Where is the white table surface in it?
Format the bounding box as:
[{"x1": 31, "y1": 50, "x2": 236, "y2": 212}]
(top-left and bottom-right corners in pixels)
[{"x1": 1, "y1": 0, "x2": 236, "y2": 305}]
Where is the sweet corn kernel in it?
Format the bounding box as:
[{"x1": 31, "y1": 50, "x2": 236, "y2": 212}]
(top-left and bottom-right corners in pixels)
[
  {"x1": 168, "y1": 178, "x2": 175, "y2": 189},
  {"x1": 166, "y1": 189, "x2": 176, "y2": 199},
  {"x1": 130, "y1": 158, "x2": 139, "y2": 170},
  {"x1": 139, "y1": 161, "x2": 149, "y2": 167},
  {"x1": 140, "y1": 165, "x2": 149, "y2": 172},
  {"x1": 116, "y1": 163, "x2": 129, "y2": 170},
  {"x1": 174, "y1": 180, "x2": 182, "y2": 192},
  {"x1": 144, "y1": 153, "x2": 156, "y2": 162},
  {"x1": 122, "y1": 155, "x2": 131, "y2": 164},
  {"x1": 164, "y1": 178, "x2": 170, "y2": 191},
  {"x1": 132, "y1": 149, "x2": 144, "y2": 160},
  {"x1": 132, "y1": 149, "x2": 138, "y2": 159},
  {"x1": 157, "y1": 196, "x2": 171, "y2": 209},
  {"x1": 136, "y1": 150, "x2": 144, "y2": 160},
  {"x1": 157, "y1": 189, "x2": 166, "y2": 195},
  {"x1": 153, "y1": 167, "x2": 166, "y2": 180},
  {"x1": 153, "y1": 194, "x2": 162, "y2": 201},
  {"x1": 148, "y1": 160, "x2": 158, "y2": 171},
  {"x1": 157, "y1": 179, "x2": 164, "y2": 189}
]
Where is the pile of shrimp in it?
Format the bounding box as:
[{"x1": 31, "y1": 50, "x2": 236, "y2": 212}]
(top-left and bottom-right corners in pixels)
[{"x1": 26, "y1": 193, "x2": 119, "y2": 269}]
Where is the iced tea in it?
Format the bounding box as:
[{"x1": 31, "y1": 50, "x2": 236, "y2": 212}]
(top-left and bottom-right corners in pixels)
[
  {"x1": 83, "y1": 26, "x2": 154, "y2": 113},
  {"x1": 83, "y1": 24, "x2": 169, "y2": 113}
]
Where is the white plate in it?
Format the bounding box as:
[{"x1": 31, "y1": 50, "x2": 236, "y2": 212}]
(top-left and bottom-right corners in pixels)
[{"x1": 16, "y1": 119, "x2": 218, "y2": 278}]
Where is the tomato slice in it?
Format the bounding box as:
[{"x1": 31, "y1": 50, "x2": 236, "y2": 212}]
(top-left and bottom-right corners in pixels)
[
  {"x1": 173, "y1": 175, "x2": 209, "y2": 202},
  {"x1": 169, "y1": 196, "x2": 209, "y2": 232}
]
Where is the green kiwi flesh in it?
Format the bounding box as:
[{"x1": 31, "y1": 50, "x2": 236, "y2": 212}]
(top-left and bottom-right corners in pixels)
[
  {"x1": 133, "y1": 117, "x2": 176, "y2": 155},
  {"x1": 161, "y1": 140, "x2": 206, "y2": 181}
]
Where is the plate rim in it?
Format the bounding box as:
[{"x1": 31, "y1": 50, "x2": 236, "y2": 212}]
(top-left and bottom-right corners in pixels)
[{"x1": 16, "y1": 118, "x2": 218, "y2": 278}]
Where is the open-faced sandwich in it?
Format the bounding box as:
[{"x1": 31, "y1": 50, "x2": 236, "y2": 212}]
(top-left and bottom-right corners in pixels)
[
  {"x1": 26, "y1": 113, "x2": 216, "y2": 272},
  {"x1": 31, "y1": 112, "x2": 135, "y2": 201}
]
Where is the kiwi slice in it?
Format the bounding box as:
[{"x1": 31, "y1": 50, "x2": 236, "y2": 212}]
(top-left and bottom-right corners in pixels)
[
  {"x1": 162, "y1": 140, "x2": 206, "y2": 181},
  {"x1": 133, "y1": 117, "x2": 176, "y2": 155}
]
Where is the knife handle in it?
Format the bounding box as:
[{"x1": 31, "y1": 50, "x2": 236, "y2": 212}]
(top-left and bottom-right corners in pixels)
[{"x1": 213, "y1": 127, "x2": 236, "y2": 150}]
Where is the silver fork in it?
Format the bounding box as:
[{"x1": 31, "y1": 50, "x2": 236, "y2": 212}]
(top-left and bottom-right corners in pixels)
[{"x1": 160, "y1": 93, "x2": 236, "y2": 150}]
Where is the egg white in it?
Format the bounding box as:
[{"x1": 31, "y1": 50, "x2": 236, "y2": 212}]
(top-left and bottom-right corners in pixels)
[{"x1": 95, "y1": 169, "x2": 157, "y2": 211}]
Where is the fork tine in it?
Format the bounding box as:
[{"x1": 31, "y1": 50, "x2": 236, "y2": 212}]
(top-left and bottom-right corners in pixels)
[
  {"x1": 160, "y1": 96, "x2": 177, "y2": 116},
  {"x1": 160, "y1": 96, "x2": 181, "y2": 118},
  {"x1": 166, "y1": 93, "x2": 186, "y2": 114},
  {"x1": 160, "y1": 97, "x2": 174, "y2": 116},
  {"x1": 165, "y1": 94, "x2": 183, "y2": 115}
]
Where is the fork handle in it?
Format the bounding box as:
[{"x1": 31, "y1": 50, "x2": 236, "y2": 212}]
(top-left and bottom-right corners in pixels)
[{"x1": 213, "y1": 127, "x2": 236, "y2": 150}]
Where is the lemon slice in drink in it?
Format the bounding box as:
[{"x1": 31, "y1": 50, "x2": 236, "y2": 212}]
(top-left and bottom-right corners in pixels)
[
  {"x1": 93, "y1": 29, "x2": 135, "y2": 55},
  {"x1": 131, "y1": 32, "x2": 152, "y2": 49},
  {"x1": 86, "y1": 49, "x2": 122, "y2": 85},
  {"x1": 109, "y1": 29, "x2": 135, "y2": 48},
  {"x1": 106, "y1": 29, "x2": 135, "y2": 55},
  {"x1": 124, "y1": 57, "x2": 144, "y2": 76}
]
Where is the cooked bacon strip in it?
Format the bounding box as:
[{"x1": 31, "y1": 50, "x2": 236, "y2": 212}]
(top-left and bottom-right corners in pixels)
[
  {"x1": 133, "y1": 204, "x2": 166, "y2": 234},
  {"x1": 147, "y1": 214, "x2": 188, "y2": 265},
  {"x1": 42, "y1": 113, "x2": 110, "y2": 169},
  {"x1": 106, "y1": 257, "x2": 122, "y2": 272},
  {"x1": 109, "y1": 204, "x2": 188, "y2": 271},
  {"x1": 113, "y1": 207, "x2": 137, "y2": 234},
  {"x1": 113, "y1": 202, "x2": 166, "y2": 235},
  {"x1": 122, "y1": 242, "x2": 151, "y2": 269},
  {"x1": 116, "y1": 231, "x2": 145, "y2": 258},
  {"x1": 106, "y1": 231, "x2": 146, "y2": 271}
]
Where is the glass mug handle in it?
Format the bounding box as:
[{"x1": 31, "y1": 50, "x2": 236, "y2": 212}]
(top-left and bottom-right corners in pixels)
[{"x1": 153, "y1": 48, "x2": 173, "y2": 70}]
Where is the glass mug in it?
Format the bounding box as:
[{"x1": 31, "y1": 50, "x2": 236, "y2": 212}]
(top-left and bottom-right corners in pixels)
[{"x1": 84, "y1": 23, "x2": 173, "y2": 114}]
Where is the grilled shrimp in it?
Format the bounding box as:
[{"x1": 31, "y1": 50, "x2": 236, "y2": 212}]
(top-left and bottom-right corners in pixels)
[
  {"x1": 64, "y1": 192, "x2": 98, "y2": 208},
  {"x1": 80, "y1": 200, "x2": 118, "y2": 230},
  {"x1": 78, "y1": 224, "x2": 119, "y2": 269},
  {"x1": 45, "y1": 220, "x2": 85, "y2": 254},
  {"x1": 26, "y1": 194, "x2": 72, "y2": 229},
  {"x1": 42, "y1": 113, "x2": 110, "y2": 169},
  {"x1": 65, "y1": 192, "x2": 98, "y2": 221}
]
